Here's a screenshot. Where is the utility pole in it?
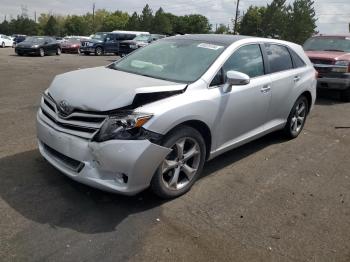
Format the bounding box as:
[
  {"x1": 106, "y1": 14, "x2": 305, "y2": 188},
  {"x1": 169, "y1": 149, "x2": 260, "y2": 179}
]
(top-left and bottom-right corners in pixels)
[
  {"x1": 92, "y1": 3, "x2": 95, "y2": 32},
  {"x1": 233, "y1": 0, "x2": 240, "y2": 34},
  {"x1": 34, "y1": 11, "x2": 36, "y2": 23}
]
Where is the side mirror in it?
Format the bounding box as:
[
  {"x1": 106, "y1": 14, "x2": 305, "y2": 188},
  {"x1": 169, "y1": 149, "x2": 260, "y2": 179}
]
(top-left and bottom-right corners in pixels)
[{"x1": 222, "y1": 70, "x2": 250, "y2": 93}]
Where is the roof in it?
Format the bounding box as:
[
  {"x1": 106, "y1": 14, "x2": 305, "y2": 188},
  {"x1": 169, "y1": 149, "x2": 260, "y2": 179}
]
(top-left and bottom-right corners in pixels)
[{"x1": 166, "y1": 34, "x2": 251, "y2": 45}]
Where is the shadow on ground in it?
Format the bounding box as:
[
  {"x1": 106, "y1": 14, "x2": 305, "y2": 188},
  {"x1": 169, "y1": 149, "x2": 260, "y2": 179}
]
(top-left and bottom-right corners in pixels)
[{"x1": 0, "y1": 131, "x2": 287, "y2": 234}]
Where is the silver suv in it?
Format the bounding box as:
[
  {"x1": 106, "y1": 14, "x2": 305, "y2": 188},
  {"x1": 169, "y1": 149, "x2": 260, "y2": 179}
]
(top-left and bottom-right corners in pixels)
[{"x1": 37, "y1": 34, "x2": 317, "y2": 198}]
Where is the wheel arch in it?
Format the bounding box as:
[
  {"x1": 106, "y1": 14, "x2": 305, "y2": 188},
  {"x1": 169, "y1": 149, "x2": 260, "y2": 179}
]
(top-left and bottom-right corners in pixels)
[
  {"x1": 299, "y1": 91, "x2": 312, "y2": 114},
  {"x1": 164, "y1": 120, "x2": 212, "y2": 160}
]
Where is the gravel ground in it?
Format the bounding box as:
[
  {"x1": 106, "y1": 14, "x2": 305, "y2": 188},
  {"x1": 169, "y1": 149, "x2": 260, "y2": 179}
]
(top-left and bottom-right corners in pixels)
[{"x1": 0, "y1": 47, "x2": 349, "y2": 262}]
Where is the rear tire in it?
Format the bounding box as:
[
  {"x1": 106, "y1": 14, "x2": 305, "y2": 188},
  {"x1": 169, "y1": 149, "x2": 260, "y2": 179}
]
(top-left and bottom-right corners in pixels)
[
  {"x1": 1, "y1": 42, "x2": 5, "y2": 48},
  {"x1": 151, "y1": 126, "x2": 206, "y2": 199},
  {"x1": 340, "y1": 89, "x2": 350, "y2": 102},
  {"x1": 56, "y1": 47, "x2": 61, "y2": 55},
  {"x1": 284, "y1": 96, "x2": 309, "y2": 139},
  {"x1": 95, "y1": 46, "x2": 103, "y2": 56}
]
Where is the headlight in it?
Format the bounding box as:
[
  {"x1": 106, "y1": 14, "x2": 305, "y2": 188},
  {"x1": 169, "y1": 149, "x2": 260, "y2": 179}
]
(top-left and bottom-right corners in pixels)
[
  {"x1": 95, "y1": 112, "x2": 153, "y2": 141},
  {"x1": 334, "y1": 60, "x2": 349, "y2": 66},
  {"x1": 333, "y1": 60, "x2": 350, "y2": 73},
  {"x1": 130, "y1": 44, "x2": 138, "y2": 49},
  {"x1": 31, "y1": 44, "x2": 39, "y2": 48}
]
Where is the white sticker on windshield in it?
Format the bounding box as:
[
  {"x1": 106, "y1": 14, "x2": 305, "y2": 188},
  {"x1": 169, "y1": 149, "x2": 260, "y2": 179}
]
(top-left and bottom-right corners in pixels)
[{"x1": 197, "y1": 43, "x2": 224, "y2": 50}]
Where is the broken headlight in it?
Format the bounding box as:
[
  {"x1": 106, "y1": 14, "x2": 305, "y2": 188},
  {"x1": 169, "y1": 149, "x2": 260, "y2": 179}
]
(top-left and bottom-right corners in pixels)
[{"x1": 95, "y1": 112, "x2": 153, "y2": 142}]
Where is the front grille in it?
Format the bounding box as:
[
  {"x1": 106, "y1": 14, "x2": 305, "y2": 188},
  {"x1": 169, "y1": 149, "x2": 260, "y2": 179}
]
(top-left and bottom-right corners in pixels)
[
  {"x1": 43, "y1": 143, "x2": 84, "y2": 172},
  {"x1": 39, "y1": 93, "x2": 107, "y2": 139}
]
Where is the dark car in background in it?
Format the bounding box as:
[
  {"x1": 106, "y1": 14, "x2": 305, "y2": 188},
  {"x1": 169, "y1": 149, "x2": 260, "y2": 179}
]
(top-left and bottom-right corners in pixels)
[
  {"x1": 304, "y1": 34, "x2": 350, "y2": 101},
  {"x1": 15, "y1": 36, "x2": 61, "y2": 57},
  {"x1": 12, "y1": 34, "x2": 26, "y2": 47},
  {"x1": 119, "y1": 34, "x2": 166, "y2": 56},
  {"x1": 61, "y1": 38, "x2": 81, "y2": 54},
  {"x1": 80, "y1": 31, "x2": 148, "y2": 56}
]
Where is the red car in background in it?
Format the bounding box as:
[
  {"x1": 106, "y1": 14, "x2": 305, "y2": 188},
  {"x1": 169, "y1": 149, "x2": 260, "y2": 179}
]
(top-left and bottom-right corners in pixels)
[
  {"x1": 61, "y1": 38, "x2": 81, "y2": 54},
  {"x1": 304, "y1": 35, "x2": 350, "y2": 101}
]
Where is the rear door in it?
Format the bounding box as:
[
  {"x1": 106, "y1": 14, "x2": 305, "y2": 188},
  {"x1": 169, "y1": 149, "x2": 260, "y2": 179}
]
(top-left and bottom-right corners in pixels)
[{"x1": 263, "y1": 43, "x2": 298, "y2": 125}]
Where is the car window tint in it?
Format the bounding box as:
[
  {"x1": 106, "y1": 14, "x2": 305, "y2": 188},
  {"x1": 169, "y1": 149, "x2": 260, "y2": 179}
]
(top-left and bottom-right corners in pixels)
[
  {"x1": 265, "y1": 44, "x2": 293, "y2": 73},
  {"x1": 223, "y1": 44, "x2": 264, "y2": 78},
  {"x1": 210, "y1": 44, "x2": 264, "y2": 87},
  {"x1": 289, "y1": 49, "x2": 306, "y2": 68}
]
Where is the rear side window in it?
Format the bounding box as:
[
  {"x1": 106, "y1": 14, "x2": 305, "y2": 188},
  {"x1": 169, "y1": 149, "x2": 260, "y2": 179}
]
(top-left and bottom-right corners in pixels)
[
  {"x1": 265, "y1": 44, "x2": 293, "y2": 73},
  {"x1": 289, "y1": 49, "x2": 306, "y2": 68}
]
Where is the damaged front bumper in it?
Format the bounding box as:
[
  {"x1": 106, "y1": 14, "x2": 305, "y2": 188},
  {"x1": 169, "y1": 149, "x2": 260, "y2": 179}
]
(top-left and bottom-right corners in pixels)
[{"x1": 37, "y1": 114, "x2": 171, "y2": 195}]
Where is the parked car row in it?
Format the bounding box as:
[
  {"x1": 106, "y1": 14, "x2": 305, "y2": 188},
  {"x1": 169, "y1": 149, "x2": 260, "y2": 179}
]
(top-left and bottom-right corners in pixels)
[{"x1": 80, "y1": 30, "x2": 165, "y2": 56}]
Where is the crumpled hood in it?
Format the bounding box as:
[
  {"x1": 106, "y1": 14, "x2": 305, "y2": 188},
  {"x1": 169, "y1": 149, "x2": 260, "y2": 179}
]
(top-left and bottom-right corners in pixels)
[
  {"x1": 48, "y1": 67, "x2": 186, "y2": 112},
  {"x1": 306, "y1": 51, "x2": 350, "y2": 61}
]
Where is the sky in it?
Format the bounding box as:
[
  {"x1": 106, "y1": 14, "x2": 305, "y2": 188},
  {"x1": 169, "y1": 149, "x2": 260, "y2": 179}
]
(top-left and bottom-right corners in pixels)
[{"x1": 0, "y1": 0, "x2": 349, "y2": 34}]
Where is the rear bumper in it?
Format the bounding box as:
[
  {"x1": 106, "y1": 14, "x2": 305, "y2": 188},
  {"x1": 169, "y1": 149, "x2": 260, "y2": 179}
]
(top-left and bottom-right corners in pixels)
[
  {"x1": 62, "y1": 47, "x2": 79, "y2": 53},
  {"x1": 37, "y1": 113, "x2": 171, "y2": 195},
  {"x1": 317, "y1": 76, "x2": 350, "y2": 90}
]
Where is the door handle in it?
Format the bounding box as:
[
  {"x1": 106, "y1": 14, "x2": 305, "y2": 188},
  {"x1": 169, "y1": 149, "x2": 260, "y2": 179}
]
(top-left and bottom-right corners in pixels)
[
  {"x1": 294, "y1": 76, "x2": 301, "y2": 82},
  {"x1": 261, "y1": 85, "x2": 271, "y2": 93}
]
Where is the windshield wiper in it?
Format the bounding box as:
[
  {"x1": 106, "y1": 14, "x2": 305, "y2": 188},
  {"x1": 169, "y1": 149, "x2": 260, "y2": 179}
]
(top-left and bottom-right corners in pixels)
[{"x1": 323, "y1": 49, "x2": 344, "y2": 52}]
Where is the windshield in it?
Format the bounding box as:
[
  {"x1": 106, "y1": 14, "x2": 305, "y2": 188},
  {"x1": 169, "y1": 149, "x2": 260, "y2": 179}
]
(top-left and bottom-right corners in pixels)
[
  {"x1": 109, "y1": 39, "x2": 226, "y2": 83},
  {"x1": 133, "y1": 35, "x2": 151, "y2": 42},
  {"x1": 91, "y1": 33, "x2": 107, "y2": 40},
  {"x1": 304, "y1": 37, "x2": 350, "y2": 52},
  {"x1": 23, "y1": 37, "x2": 45, "y2": 44}
]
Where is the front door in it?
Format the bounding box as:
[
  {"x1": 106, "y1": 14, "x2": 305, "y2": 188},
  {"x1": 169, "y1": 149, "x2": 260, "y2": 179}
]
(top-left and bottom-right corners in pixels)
[{"x1": 212, "y1": 44, "x2": 272, "y2": 149}]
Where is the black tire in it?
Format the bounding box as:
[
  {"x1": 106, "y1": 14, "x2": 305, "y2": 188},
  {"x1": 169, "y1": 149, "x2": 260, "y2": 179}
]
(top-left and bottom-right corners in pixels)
[
  {"x1": 340, "y1": 89, "x2": 350, "y2": 102},
  {"x1": 284, "y1": 95, "x2": 309, "y2": 139},
  {"x1": 77, "y1": 48, "x2": 81, "y2": 55},
  {"x1": 95, "y1": 46, "x2": 103, "y2": 56},
  {"x1": 1, "y1": 42, "x2": 5, "y2": 48},
  {"x1": 39, "y1": 48, "x2": 45, "y2": 57},
  {"x1": 17, "y1": 52, "x2": 23, "y2": 56},
  {"x1": 56, "y1": 47, "x2": 61, "y2": 55},
  {"x1": 151, "y1": 126, "x2": 206, "y2": 199}
]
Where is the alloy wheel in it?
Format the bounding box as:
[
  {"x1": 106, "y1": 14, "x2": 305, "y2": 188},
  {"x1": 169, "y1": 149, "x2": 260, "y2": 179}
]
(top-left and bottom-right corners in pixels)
[
  {"x1": 161, "y1": 137, "x2": 201, "y2": 190},
  {"x1": 290, "y1": 100, "x2": 306, "y2": 134}
]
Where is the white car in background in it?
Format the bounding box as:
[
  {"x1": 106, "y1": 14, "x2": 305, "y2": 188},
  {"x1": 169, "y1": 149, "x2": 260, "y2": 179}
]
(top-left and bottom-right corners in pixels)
[{"x1": 0, "y1": 34, "x2": 14, "y2": 48}]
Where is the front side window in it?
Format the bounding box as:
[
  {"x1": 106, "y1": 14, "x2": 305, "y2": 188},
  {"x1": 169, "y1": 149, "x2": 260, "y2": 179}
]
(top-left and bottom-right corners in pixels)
[
  {"x1": 210, "y1": 44, "x2": 264, "y2": 86},
  {"x1": 265, "y1": 44, "x2": 293, "y2": 73},
  {"x1": 109, "y1": 39, "x2": 227, "y2": 83}
]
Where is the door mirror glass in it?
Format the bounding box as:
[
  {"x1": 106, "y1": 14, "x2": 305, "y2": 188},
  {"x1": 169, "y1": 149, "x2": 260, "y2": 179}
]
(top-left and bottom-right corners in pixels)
[{"x1": 223, "y1": 70, "x2": 250, "y2": 93}]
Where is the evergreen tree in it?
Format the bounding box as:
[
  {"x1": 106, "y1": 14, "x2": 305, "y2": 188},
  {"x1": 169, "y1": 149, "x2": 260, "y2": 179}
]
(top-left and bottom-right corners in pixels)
[
  {"x1": 286, "y1": 0, "x2": 317, "y2": 44},
  {"x1": 140, "y1": 4, "x2": 153, "y2": 31},
  {"x1": 127, "y1": 12, "x2": 141, "y2": 30},
  {"x1": 239, "y1": 6, "x2": 266, "y2": 36},
  {"x1": 44, "y1": 16, "x2": 59, "y2": 36},
  {"x1": 152, "y1": 8, "x2": 172, "y2": 34},
  {"x1": 261, "y1": 0, "x2": 288, "y2": 38}
]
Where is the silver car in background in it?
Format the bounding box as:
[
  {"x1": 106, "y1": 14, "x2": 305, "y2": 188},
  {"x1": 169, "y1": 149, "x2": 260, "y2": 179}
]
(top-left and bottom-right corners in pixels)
[{"x1": 36, "y1": 34, "x2": 317, "y2": 198}]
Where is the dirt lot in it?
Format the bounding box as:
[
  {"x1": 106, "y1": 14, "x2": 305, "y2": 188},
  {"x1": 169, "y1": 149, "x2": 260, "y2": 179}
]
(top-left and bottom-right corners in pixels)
[{"x1": 0, "y1": 47, "x2": 349, "y2": 262}]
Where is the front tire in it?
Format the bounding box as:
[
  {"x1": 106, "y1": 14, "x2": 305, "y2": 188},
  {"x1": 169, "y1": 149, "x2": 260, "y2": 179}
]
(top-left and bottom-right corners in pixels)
[
  {"x1": 1, "y1": 42, "x2": 5, "y2": 48},
  {"x1": 95, "y1": 46, "x2": 103, "y2": 56},
  {"x1": 151, "y1": 126, "x2": 206, "y2": 199},
  {"x1": 284, "y1": 96, "x2": 309, "y2": 139}
]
